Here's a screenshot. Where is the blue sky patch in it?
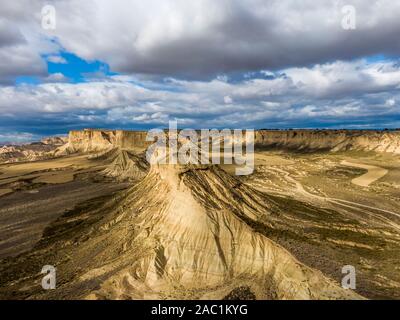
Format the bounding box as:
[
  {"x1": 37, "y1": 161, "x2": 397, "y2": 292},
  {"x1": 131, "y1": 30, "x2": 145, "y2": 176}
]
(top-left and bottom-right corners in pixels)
[{"x1": 46, "y1": 52, "x2": 117, "y2": 83}]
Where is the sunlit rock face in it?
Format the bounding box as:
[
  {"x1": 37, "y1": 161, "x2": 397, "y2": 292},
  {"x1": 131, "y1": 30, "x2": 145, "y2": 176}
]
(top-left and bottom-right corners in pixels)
[
  {"x1": 65, "y1": 129, "x2": 400, "y2": 155},
  {"x1": 102, "y1": 149, "x2": 149, "y2": 182},
  {"x1": 82, "y1": 160, "x2": 360, "y2": 300},
  {"x1": 66, "y1": 129, "x2": 150, "y2": 153},
  {"x1": 254, "y1": 130, "x2": 400, "y2": 153}
]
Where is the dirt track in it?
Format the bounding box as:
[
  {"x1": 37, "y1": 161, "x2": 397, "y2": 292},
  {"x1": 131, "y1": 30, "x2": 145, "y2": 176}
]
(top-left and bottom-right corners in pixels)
[{"x1": 341, "y1": 160, "x2": 388, "y2": 187}]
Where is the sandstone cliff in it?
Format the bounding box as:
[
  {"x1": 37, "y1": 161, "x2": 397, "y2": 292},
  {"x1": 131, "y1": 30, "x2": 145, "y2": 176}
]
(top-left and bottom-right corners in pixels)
[
  {"x1": 65, "y1": 129, "x2": 150, "y2": 153},
  {"x1": 64, "y1": 128, "x2": 400, "y2": 155},
  {"x1": 71, "y1": 162, "x2": 361, "y2": 299},
  {"x1": 255, "y1": 130, "x2": 400, "y2": 153}
]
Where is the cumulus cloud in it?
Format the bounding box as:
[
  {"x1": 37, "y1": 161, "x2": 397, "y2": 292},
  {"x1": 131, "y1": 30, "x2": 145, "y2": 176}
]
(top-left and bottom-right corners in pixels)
[
  {"x1": 1, "y1": 59, "x2": 400, "y2": 133},
  {"x1": 224, "y1": 96, "x2": 233, "y2": 104},
  {"x1": 1, "y1": 0, "x2": 400, "y2": 135},
  {"x1": 43, "y1": 72, "x2": 68, "y2": 83},
  {"x1": 386, "y1": 99, "x2": 396, "y2": 107},
  {"x1": 0, "y1": 1, "x2": 58, "y2": 84},
  {"x1": 49, "y1": 0, "x2": 400, "y2": 77},
  {"x1": 46, "y1": 55, "x2": 67, "y2": 64}
]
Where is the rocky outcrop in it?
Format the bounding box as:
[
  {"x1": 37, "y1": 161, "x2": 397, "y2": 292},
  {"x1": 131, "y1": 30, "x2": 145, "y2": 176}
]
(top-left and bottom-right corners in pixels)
[
  {"x1": 64, "y1": 129, "x2": 400, "y2": 155},
  {"x1": 102, "y1": 149, "x2": 149, "y2": 181},
  {"x1": 65, "y1": 129, "x2": 150, "y2": 153},
  {"x1": 81, "y1": 161, "x2": 361, "y2": 300},
  {"x1": 41, "y1": 136, "x2": 68, "y2": 146},
  {"x1": 0, "y1": 137, "x2": 67, "y2": 164},
  {"x1": 255, "y1": 130, "x2": 400, "y2": 153}
]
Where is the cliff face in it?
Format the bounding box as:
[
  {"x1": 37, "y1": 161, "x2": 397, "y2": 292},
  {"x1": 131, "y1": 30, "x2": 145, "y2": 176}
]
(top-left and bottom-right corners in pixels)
[
  {"x1": 65, "y1": 128, "x2": 400, "y2": 155},
  {"x1": 78, "y1": 162, "x2": 361, "y2": 299},
  {"x1": 255, "y1": 130, "x2": 400, "y2": 153},
  {"x1": 66, "y1": 129, "x2": 150, "y2": 153}
]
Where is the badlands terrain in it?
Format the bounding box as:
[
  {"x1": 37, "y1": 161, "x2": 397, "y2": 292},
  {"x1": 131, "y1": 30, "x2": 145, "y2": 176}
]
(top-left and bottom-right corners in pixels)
[
  {"x1": 0, "y1": 136, "x2": 67, "y2": 164},
  {"x1": 0, "y1": 129, "x2": 400, "y2": 299}
]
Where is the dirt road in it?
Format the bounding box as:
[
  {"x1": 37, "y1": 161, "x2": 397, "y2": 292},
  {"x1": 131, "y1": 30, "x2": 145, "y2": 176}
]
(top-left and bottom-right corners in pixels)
[{"x1": 341, "y1": 160, "x2": 388, "y2": 187}]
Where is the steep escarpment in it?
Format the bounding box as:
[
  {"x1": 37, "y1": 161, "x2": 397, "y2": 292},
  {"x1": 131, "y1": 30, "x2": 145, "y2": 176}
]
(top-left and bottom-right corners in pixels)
[
  {"x1": 65, "y1": 129, "x2": 150, "y2": 153},
  {"x1": 255, "y1": 130, "x2": 400, "y2": 153},
  {"x1": 64, "y1": 129, "x2": 400, "y2": 155}
]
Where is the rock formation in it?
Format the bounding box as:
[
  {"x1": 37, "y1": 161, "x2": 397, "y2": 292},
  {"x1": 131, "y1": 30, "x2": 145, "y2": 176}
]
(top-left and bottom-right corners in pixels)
[
  {"x1": 255, "y1": 130, "x2": 400, "y2": 153},
  {"x1": 22, "y1": 144, "x2": 358, "y2": 300},
  {"x1": 102, "y1": 149, "x2": 149, "y2": 181},
  {"x1": 0, "y1": 137, "x2": 67, "y2": 164},
  {"x1": 77, "y1": 160, "x2": 361, "y2": 299},
  {"x1": 0, "y1": 129, "x2": 369, "y2": 300},
  {"x1": 41, "y1": 136, "x2": 68, "y2": 146},
  {"x1": 64, "y1": 129, "x2": 400, "y2": 155},
  {"x1": 65, "y1": 129, "x2": 150, "y2": 153}
]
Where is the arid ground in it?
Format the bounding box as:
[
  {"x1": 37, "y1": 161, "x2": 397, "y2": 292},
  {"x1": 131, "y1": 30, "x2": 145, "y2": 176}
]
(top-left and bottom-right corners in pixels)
[{"x1": 0, "y1": 135, "x2": 399, "y2": 300}]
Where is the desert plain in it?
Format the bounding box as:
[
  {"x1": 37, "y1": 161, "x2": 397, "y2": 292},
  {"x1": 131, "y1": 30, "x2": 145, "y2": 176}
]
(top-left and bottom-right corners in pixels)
[{"x1": 0, "y1": 129, "x2": 399, "y2": 300}]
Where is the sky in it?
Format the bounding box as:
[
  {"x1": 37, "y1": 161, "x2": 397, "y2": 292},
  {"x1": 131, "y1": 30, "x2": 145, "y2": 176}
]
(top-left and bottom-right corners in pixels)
[{"x1": 1, "y1": 0, "x2": 400, "y2": 142}]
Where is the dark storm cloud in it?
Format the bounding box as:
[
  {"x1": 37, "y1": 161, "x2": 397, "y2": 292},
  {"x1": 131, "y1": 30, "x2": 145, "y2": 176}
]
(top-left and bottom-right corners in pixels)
[
  {"x1": 0, "y1": 0, "x2": 400, "y2": 140},
  {"x1": 0, "y1": 1, "x2": 54, "y2": 84},
  {"x1": 1, "y1": 58, "x2": 399, "y2": 139},
  {"x1": 50, "y1": 0, "x2": 400, "y2": 78}
]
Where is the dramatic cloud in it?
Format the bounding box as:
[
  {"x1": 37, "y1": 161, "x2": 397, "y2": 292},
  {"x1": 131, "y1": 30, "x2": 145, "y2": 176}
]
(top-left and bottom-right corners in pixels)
[
  {"x1": 0, "y1": 0, "x2": 400, "y2": 140},
  {"x1": 0, "y1": 59, "x2": 399, "y2": 136},
  {"x1": 0, "y1": 1, "x2": 59, "y2": 84},
  {"x1": 50, "y1": 0, "x2": 400, "y2": 77}
]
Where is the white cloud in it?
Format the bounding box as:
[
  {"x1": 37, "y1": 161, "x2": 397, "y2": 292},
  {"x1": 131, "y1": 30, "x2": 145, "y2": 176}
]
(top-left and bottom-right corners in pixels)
[
  {"x1": 44, "y1": 73, "x2": 68, "y2": 83},
  {"x1": 0, "y1": 59, "x2": 399, "y2": 129},
  {"x1": 45, "y1": 0, "x2": 400, "y2": 77},
  {"x1": 224, "y1": 95, "x2": 233, "y2": 104},
  {"x1": 47, "y1": 55, "x2": 67, "y2": 64},
  {"x1": 0, "y1": 1, "x2": 59, "y2": 84},
  {"x1": 386, "y1": 99, "x2": 396, "y2": 107},
  {"x1": 1, "y1": 1, "x2": 400, "y2": 131}
]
